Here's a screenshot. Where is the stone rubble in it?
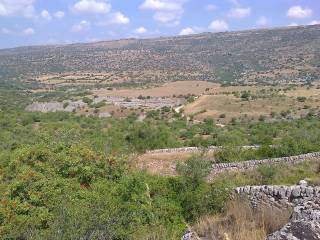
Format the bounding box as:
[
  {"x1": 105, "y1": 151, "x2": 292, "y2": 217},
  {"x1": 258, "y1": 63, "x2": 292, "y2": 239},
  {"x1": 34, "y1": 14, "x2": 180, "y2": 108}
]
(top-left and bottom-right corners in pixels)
[{"x1": 93, "y1": 96, "x2": 181, "y2": 109}]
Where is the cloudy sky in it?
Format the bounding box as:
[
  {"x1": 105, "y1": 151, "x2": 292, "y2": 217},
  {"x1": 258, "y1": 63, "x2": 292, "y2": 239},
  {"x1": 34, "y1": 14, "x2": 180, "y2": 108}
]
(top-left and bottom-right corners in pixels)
[{"x1": 0, "y1": 0, "x2": 319, "y2": 48}]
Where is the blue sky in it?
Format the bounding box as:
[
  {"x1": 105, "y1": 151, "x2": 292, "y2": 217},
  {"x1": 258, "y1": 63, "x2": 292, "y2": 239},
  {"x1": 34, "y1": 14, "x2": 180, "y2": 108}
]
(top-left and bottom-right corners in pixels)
[{"x1": 0, "y1": 0, "x2": 319, "y2": 48}]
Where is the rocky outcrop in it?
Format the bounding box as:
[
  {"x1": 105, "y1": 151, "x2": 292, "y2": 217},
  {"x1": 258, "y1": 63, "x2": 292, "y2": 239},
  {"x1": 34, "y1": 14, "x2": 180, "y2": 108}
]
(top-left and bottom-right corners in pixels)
[
  {"x1": 26, "y1": 100, "x2": 86, "y2": 113},
  {"x1": 267, "y1": 200, "x2": 320, "y2": 240}
]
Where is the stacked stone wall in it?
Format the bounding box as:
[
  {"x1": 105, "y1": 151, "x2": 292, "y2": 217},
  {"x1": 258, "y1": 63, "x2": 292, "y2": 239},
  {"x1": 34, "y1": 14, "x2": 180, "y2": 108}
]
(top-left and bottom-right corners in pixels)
[
  {"x1": 146, "y1": 145, "x2": 258, "y2": 154},
  {"x1": 234, "y1": 182, "x2": 320, "y2": 240},
  {"x1": 235, "y1": 183, "x2": 320, "y2": 209},
  {"x1": 210, "y1": 152, "x2": 320, "y2": 175}
]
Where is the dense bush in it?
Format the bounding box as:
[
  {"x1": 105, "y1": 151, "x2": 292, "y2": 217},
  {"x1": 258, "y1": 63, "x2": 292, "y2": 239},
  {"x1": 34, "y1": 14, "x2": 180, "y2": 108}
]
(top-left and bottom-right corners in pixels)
[{"x1": 0, "y1": 143, "x2": 186, "y2": 239}]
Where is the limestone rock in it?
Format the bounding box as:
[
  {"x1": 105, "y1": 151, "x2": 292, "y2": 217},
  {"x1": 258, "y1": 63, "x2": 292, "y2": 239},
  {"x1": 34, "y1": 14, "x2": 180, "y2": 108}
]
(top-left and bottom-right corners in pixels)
[
  {"x1": 267, "y1": 221, "x2": 320, "y2": 240},
  {"x1": 181, "y1": 231, "x2": 201, "y2": 240},
  {"x1": 298, "y1": 180, "x2": 308, "y2": 187}
]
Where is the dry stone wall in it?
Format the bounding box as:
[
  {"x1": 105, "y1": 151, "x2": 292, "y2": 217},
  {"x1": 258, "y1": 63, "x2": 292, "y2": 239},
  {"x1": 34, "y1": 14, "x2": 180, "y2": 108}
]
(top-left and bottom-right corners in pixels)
[
  {"x1": 235, "y1": 182, "x2": 320, "y2": 209},
  {"x1": 146, "y1": 146, "x2": 219, "y2": 154},
  {"x1": 210, "y1": 152, "x2": 320, "y2": 176},
  {"x1": 235, "y1": 182, "x2": 320, "y2": 240},
  {"x1": 146, "y1": 145, "x2": 259, "y2": 154}
]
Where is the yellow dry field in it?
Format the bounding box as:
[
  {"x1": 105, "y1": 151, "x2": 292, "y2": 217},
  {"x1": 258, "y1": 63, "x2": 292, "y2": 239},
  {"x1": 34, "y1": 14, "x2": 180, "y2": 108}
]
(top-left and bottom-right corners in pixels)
[
  {"x1": 184, "y1": 87, "x2": 320, "y2": 122},
  {"x1": 94, "y1": 81, "x2": 218, "y2": 98},
  {"x1": 283, "y1": 87, "x2": 320, "y2": 98}
]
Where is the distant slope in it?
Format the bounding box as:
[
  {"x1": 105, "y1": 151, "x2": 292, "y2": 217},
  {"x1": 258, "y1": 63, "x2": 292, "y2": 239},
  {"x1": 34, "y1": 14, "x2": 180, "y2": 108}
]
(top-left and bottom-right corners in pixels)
[{"x1": 0, "y1": 25, "x2": 319, "y2": 86}]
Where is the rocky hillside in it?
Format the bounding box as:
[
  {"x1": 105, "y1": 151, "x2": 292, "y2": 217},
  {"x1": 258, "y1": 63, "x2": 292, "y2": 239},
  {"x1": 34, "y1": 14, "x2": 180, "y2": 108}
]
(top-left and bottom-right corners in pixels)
[{"x1": 0, "y1": 25, "x2": 319, "y2": 86}]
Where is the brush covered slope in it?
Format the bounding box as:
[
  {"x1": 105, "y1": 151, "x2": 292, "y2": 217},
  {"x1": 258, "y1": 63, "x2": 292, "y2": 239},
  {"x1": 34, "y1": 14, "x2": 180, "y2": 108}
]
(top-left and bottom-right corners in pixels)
[{"x1": 0, "y1": 25, "x2": 319, "y2": 86}]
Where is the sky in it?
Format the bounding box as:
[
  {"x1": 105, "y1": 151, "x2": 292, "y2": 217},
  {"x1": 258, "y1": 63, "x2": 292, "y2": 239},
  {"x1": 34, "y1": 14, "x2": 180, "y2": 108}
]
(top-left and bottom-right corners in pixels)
[{"x1": 0, "y1": 0, "x2": 319, "y2": 49}]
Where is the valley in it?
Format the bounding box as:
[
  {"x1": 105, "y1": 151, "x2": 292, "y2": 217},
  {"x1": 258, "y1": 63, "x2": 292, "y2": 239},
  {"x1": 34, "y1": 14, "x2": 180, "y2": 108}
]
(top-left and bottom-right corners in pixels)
[{"x1": 1, "y1": 24, "x2": 320, "y2": 240}]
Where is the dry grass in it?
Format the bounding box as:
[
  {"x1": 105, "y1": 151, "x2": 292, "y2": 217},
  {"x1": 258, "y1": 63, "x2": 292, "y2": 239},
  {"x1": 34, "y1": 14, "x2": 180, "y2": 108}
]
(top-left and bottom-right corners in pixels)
[
  {"x1": 184, "y1": 86, "x2": 320, "y2": 122},
  {"x1": 184, "y1": 95, "x2": 293, "y2": 122},
  {"x1": 193, "y1": 198, "x2": 292, "y2": 240},
  {"x1": 93, "y1": 81, "x2": 217, "y2": 98},
  {"x1": 283, "y1": 87, "x2": 320, "y2": 98}
]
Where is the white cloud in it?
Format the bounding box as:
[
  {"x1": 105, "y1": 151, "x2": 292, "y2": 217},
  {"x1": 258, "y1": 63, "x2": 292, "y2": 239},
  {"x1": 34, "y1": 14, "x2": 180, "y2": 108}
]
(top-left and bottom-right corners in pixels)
[
  {"x1": 54, "y1": 11, "x2": 65, "y2": 19},
  {"x1": 23, "y1": 27, "x2": 35, "y2": 35},
  {"x1": 228, "y1": 7, "x2": 251, "y2": 18},
  {"x1": 140, "y1": 0, "x2": 183, "y2": 11},
  {"x1": 73, "y1": 0, "x2": 111, "y2": 14},
  {"x1": 109, "y1": 12, "x2": 130, "y2": 24},
  {"x1": 153, "y1": 11, "x2": 182, "y2": 26},
  {"x1": 209, "y1": 20, "x2": 229, "y2": 32},
  {"x1": 73, "y1": 0, "x2": 129, "y2": 26},
  {"x1": 287, "y1": 6, "x2": 312, "y2": 19},
  {"x1": 140, "y1": 0, "x2": 186, "y2": 26},
  {"x1": 1, "y1": 27, "x2": 12, "y2": 34},
  {"x1": 179, "y1": 27, "x2": 195, "y2": 35},
  {"x1": 134, "y1": 27, "x2": 147, "y2": 34},
  {"x1": 288, "y1": 23, "x2": 298, "y2": 27},
  {"x1": 72, "y1": 20, "x2": 90, "y2": 32},
  {"x1": 97, "y1": 11, "x2": 130, "y2": 25},
  {"x1": 228, "y1": 0, "x2": 240, "y2": 7},
  {"x1": 256, "y1": 16, "x2": 268, "y2": 27},
  {"x1": 86, "y1": 37, "x2": 100, "y2": 43},
  {"x1": 40, "y1": 9, "x2": 52, "y2": 21},
  {"x1": 0, "y1": 0, "x2": 36, "y2": 18},
  {"x1": 205, "y1": 4, "x2": 217, "y2": 12},
  {"x1": 309, "y1": 20, "x2": 320, "y2": 25}
]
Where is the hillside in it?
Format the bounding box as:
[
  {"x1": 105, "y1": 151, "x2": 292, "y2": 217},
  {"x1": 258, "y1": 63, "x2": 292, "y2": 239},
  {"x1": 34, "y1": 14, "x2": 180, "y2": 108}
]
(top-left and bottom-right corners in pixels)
[{"x1": 0, "y1": 25, "x2": 319, "y2": 87}]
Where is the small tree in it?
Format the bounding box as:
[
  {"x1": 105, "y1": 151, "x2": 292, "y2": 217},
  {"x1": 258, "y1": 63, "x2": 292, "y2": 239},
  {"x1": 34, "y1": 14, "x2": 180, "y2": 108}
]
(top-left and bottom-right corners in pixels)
[
  {"x1": 297, "y1": 96, "x2": 307, "y2": 102},
  {"x1": 176, "y1": 154, "x2": 215, "y2": 221},
  {"x1": 177, "y1": 154, "x2": 211, "y2": 190}
]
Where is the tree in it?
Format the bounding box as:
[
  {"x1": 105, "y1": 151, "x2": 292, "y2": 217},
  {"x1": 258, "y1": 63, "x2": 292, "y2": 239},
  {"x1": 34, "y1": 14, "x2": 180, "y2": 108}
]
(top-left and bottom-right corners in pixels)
[{"x1": 177, "y1": 154, "x2": 211, "y2": 191}]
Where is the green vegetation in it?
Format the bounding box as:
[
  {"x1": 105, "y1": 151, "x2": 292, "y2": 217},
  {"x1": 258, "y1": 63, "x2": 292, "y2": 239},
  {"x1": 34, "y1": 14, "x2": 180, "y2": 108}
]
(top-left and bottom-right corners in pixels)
[{"x1": 1, "y1": 88, "x2": 320, "y2": 239}]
